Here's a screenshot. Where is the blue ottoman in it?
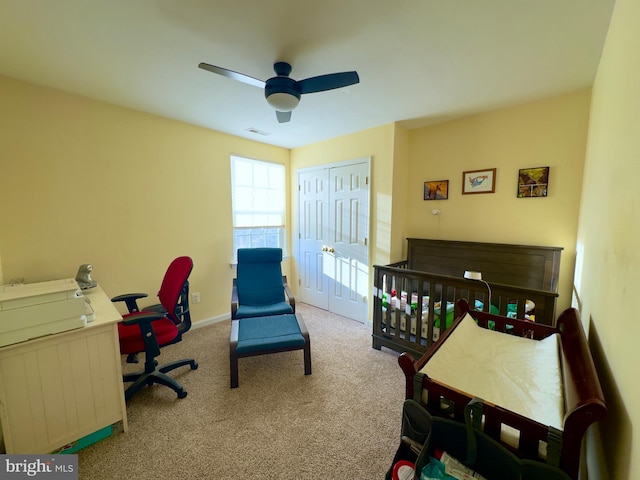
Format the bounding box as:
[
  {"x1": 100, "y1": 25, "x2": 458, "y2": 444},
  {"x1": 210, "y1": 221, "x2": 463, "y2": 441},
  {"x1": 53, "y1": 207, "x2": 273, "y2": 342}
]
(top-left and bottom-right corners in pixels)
[{"x1": 229, "y1": 313, "x2": 312, "y2": 388}]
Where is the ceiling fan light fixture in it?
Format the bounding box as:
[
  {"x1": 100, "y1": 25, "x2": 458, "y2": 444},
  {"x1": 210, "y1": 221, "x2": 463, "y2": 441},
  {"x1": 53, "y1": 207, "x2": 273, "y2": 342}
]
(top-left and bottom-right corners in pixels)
[
  {"x1": 266, "y1": 92, "x2": 300, "y2": 111},
  {"x1": 199, "y1": 60, "x2": 359, "y2": 122}
]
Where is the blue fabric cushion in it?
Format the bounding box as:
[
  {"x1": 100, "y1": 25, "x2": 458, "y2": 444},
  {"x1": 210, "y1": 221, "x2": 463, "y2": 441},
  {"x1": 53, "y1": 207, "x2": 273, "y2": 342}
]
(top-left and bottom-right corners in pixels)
[
  {"x1": 236, "y1": 248, "x2": 287, "y2": 307},
  {"x1": 237, "y1": 248, "x2": 283, "y2": 263},
  {"x1": 235, "y1": 302, "x2": 294, "y2": 319},
  {"x1": 236, "y1": 314, "x2": 305, "y2": 354}
]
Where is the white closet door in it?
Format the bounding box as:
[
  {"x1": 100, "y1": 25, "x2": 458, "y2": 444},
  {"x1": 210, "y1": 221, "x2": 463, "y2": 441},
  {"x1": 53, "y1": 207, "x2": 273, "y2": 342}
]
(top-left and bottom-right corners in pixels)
[{"x1": 297, "y1": 159, "x2": 370, "y2": 322}]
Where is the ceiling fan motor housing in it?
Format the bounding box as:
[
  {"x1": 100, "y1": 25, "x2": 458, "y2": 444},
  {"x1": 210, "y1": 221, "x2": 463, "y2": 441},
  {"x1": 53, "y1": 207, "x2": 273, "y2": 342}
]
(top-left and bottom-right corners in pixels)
[{"x1": 265, "y1": 76, "x2": 301, "y2": 111}]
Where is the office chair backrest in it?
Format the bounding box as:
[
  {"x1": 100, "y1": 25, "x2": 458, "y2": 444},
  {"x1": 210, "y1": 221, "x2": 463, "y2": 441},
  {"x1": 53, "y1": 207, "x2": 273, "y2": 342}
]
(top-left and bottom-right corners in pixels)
[
  {"x1": 236, "y1": 248, "x2": 286, "y2": 306},
  {"x1": 158, "y1": 256, "x2": 194, "y2": 326}
]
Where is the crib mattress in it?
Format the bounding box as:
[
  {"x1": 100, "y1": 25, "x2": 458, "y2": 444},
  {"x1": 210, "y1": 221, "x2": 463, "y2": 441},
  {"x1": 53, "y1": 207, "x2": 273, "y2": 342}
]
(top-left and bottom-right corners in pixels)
[{"x1": 420, "y1": 313, "x2": 564, "y2": 432}]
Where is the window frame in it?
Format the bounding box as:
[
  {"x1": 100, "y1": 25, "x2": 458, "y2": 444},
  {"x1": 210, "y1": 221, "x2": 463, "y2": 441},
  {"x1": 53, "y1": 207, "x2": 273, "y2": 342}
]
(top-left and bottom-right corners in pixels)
[{"x1": 230, "y1": 155, "x2": 286, "y2": 259}]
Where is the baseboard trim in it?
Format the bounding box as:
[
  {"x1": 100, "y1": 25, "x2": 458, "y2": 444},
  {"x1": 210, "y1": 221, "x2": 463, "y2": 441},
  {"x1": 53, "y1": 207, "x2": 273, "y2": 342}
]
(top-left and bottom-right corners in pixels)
[{"x1": 192, "y1": 313, "x2": 229, "y2": 329}]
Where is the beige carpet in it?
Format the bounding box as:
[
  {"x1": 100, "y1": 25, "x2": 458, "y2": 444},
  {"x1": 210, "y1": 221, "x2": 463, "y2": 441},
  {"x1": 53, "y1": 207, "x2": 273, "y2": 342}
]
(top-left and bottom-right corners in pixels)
[{"x1": 78, "y1": 303, "x2": 406, "y2": 479}]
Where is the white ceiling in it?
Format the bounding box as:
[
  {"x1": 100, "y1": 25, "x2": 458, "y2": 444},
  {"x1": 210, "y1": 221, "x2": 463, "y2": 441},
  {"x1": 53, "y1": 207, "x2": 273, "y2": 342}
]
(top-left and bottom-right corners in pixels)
[{"x1": 0, "y1": 0, "x2": 615, "y2": 149}]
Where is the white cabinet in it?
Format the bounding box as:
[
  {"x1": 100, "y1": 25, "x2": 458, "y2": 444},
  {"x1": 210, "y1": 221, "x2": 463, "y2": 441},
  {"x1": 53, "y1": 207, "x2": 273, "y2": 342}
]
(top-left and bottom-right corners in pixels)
[{"x1": 0, "y1": 286, "x2": 128, "y2": 453}]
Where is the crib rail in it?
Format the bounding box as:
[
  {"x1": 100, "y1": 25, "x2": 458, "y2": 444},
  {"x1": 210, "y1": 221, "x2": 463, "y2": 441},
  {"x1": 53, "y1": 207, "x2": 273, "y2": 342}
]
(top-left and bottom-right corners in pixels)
[{"x1": 372, "y1": 263, "x2": 559, "y2": 356}]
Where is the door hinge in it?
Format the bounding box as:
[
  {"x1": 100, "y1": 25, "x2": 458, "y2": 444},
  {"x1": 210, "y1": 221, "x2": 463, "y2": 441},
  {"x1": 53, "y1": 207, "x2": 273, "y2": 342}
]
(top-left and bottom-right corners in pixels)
[
  {"x1": 365, "y1": 176, "x2": 369, "y2": 185},
  {"x1": 363, "y1": 238, "x2": 368, "y2": 246}
]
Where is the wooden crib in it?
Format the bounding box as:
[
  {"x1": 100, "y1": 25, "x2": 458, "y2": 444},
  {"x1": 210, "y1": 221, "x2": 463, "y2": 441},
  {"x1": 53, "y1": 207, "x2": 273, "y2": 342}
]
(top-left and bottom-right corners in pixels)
[{"x1": 372, "y1": 238, "x2": 562, "y2": 358}]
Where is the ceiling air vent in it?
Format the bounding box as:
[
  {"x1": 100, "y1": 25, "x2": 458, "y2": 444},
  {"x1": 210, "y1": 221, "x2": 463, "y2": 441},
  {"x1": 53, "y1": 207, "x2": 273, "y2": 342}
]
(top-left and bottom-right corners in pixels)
[{"x1": 245, "y1": 127, "x2": 271, "y2": 136}]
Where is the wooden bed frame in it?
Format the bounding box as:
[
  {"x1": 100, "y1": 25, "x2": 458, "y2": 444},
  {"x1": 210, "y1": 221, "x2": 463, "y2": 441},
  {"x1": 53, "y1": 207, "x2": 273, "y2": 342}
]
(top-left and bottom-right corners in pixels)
[
  {"x1": 397, "y1": 299, "x2": 606, "y2": 480},
  {"x1": 372, "y1": 239, "x2": 562, "y2": 358}
]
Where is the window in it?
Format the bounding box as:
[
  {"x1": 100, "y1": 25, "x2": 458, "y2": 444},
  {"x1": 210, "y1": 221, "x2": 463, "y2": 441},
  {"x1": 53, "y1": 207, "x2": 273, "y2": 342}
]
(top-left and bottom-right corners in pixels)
[{"x1": 230, "y1": 155, "x2": 286, "y2": 258}]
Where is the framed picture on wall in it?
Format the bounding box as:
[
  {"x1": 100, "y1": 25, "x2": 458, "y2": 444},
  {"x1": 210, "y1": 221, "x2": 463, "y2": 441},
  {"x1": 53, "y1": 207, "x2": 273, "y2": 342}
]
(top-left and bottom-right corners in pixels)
[
  {"x1": 517, "y1": 166, "x2": 549, "y2": 198},
  {"x1": 424, "y1": 180, "x2": 449, "y2": 200},
  {"x1": 462, "y1": 168, "x2": 496, "y2": 194}
]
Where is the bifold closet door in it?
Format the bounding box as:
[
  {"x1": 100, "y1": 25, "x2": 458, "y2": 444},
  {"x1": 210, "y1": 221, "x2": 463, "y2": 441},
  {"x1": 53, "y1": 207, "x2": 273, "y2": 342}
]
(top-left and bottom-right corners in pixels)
[{"x1": 298, "y1": 160, "x2": 369, "y2": 322}]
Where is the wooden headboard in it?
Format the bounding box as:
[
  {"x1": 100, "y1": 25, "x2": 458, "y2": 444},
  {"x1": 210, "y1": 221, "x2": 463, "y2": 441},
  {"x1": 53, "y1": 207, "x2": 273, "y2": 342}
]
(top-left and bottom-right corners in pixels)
[{"x1": 406, "y1": 238, "x2": 563, "y2": 292}]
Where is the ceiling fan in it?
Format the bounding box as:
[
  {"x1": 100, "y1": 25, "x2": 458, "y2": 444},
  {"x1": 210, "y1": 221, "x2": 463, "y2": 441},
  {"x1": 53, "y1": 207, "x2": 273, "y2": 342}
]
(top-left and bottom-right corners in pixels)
[{"x1": 198, "y1": 61, "x2": 359, "y2": 123}]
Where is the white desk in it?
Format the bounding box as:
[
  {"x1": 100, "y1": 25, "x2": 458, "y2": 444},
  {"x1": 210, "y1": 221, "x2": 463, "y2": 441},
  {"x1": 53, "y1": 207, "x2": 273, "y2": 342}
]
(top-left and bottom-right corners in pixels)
[{"x1": 0, "y1": 285, "x2": 128, "y2": 453}]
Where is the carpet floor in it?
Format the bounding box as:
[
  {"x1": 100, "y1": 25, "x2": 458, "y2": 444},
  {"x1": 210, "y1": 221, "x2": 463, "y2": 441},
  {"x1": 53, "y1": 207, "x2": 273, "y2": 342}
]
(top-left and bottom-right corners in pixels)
[{"x1": 77, "y1": 302, "x2": 406, "y2": 479}]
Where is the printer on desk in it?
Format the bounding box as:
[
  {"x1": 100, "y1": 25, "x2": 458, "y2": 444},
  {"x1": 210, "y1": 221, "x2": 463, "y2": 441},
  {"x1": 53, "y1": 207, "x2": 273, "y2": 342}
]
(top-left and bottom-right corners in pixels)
[{"x1": 0, "y1": 278, "x2": 87, "y2": 348}]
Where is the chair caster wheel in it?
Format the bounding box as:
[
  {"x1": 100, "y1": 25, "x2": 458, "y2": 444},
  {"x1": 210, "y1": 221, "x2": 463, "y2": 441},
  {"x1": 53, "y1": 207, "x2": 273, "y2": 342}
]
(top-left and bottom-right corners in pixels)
[{"x1": 178, "y1": 390, "x2": 187, "y2": 399}]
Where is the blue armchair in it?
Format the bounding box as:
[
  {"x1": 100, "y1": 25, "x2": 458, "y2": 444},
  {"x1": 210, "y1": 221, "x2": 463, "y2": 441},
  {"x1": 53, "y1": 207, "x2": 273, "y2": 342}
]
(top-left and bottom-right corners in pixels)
[{"x1": 231, "y1": 248, "x2": 295, "y2": 319}]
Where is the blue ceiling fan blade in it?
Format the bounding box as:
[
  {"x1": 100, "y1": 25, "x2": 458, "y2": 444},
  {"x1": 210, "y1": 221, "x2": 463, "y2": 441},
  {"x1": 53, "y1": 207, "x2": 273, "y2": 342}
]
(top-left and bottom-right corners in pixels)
[{"x1": 298, "y1": 71, "x2": 359, "y2": 94}]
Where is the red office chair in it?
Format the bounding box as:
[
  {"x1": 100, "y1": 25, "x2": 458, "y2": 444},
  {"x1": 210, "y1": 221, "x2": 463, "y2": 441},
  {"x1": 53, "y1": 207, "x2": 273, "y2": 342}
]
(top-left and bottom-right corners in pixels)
[{"x1": 111, "y1": 256, "x2": 198, "y2": 400}]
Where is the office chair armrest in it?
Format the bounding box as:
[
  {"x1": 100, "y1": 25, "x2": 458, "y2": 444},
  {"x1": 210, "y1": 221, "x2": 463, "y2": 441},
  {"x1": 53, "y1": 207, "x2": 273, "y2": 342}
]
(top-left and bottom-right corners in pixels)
[
  {"x1": 120, "y1": 311, "x2": 166, "y2": 327},
  {"x1": 120, "y1": 311, "x2": 167, "y2": 362},
  {"x1": 282, "y1": 276, "x2": 296, "y2": 313},
  {"x1": 231, "y1": 279, "x2": 239, "y2": 319},
  {"x1": 111, "y1": 292, "x2": 149, "y2": 313}
]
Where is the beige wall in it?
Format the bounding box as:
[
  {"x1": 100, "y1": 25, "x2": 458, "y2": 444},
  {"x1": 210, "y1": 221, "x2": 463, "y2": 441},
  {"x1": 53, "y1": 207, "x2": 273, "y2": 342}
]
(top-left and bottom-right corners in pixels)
[
  {"x1": 0, "y1": 76, "x2": 592, "y2": 322},
  {"x1": 576, "y1": 0, "x2": 640, "y2": 477},
  {"x1": 404, "y1": 90, "x2": 592, "y2": 312},
  {"x1": 390, "y1": 124, "x2": 410, "y2": 261},
  {"x1": 0, "y1": 75, "x2": 289, "y2": 322}
]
